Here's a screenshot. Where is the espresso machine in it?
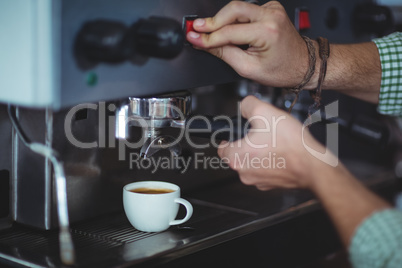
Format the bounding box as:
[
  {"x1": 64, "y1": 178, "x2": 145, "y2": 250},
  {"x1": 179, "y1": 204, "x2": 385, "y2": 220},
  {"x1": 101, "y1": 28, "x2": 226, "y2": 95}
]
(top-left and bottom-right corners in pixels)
[{"x1": 0, "y1": 0, "x2": 401, "y2": 267}]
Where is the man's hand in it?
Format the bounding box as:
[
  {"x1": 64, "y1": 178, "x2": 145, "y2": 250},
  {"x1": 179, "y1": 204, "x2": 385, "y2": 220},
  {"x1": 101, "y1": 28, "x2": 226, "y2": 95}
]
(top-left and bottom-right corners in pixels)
[
  {"x1": 217, "y1": 95, "x2": 327, "y2": 191},
  {"x1": 186, "y1": 1, "x2": 382, "y2": 103},
  {"x1": 186, "y1": 1, "x2": 311, "y2": 89},
  {"x1": 218, "y1": 96, "x2": 390, "y2": 247}
]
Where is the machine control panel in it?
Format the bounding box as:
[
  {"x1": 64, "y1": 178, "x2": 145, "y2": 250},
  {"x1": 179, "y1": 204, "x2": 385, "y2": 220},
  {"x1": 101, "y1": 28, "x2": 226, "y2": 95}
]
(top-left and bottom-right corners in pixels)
[
  {"x1": 75, "y1": 17, "x2": 184, "y2": 69},
  {"x1": 0, "y1": 0, "x2": 377, "y2": 109}
]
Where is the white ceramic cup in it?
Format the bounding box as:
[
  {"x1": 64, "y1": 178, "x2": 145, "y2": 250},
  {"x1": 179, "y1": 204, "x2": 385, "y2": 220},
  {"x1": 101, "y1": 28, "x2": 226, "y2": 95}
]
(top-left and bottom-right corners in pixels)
[{"x1": 123, "y1": 181, "x2": 193, "y2": 232}]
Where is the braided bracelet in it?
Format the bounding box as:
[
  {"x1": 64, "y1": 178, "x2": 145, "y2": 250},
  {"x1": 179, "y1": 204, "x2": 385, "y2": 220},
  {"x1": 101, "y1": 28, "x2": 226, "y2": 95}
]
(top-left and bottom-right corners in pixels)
[
  {"x1": 309, "y1": 37, "x2": 330, "y2": 111},
  {"x1": 288, "y1": 35, "x2": 316, "y2": 112}
]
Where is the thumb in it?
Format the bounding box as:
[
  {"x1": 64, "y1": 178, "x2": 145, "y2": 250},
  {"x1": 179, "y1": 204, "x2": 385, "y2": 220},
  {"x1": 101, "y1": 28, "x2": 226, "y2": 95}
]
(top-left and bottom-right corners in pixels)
[
  {"x1": 240, "y1": 96, "x2": 271, "y2": 129},
  {"x1": 241, "y1": 96, "x2": 289, "y2": 129}
]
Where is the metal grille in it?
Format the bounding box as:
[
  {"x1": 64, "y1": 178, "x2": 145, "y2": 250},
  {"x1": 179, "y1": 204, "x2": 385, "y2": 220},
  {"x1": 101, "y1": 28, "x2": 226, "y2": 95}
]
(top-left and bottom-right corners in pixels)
[
  {"x1": 0, "y1": 213, "x2": 158, "y2": 260},
  {"x1": 0, "y1": 229, "x2": 58, "y2": 253},
  {"x1": 71, "y1": 213, "x2": 158, "y2": 244}
]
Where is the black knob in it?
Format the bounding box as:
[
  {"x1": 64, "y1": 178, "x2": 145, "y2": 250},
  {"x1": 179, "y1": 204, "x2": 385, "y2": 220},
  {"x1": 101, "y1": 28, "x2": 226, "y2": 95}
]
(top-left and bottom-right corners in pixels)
[
  {"x1": 352, "y1": 4, "x2": 394, "y2": 37},
  {"x1": 74, "y1": 17, "x2": 184, "y2": 69},
  {"x1": 133, "y1": 17, "x2": 184, "y2": 59},
  {"x1": 75, "y1": 20, "x2": 131, "y2": 63}
]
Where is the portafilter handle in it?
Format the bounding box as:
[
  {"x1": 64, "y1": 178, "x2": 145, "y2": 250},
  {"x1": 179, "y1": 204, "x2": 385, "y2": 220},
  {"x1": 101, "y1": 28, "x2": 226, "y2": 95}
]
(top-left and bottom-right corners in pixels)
[
  {"x1": 138, "y1": 115, "x2": 249, "y2": 158},
  {"x1": 185, "y1": 115, "x2": 250, "y2": 142},
  {"x1": 115, "y1": 91, "x2": 250, "y2": 158}
]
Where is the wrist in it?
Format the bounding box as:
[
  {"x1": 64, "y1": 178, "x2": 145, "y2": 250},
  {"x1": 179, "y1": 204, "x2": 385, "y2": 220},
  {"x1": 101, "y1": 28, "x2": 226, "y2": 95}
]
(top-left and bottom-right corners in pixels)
[
  {"x1": 287, "y1": 36, "x2": 318, "y2": 111},
  {"x1": 309, "y1": 163, "x2": 347, "y2": 193},
  {"x1": 290, "y1": 36, "x2": 317, "y2": 92},
  {"x1": 304, "y1": 40, "x2": 322, "y2": 90},
  {"x1": 302, "y1": 147, "x2": 346, "y2": 192}
]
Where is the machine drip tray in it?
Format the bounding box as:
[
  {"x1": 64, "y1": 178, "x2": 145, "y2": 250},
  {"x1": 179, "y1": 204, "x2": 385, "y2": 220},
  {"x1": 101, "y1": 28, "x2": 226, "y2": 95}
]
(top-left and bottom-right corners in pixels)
[
  {"x1": 0, "y1": 200, "x2": 257, "y2": 268},
  {"x1": 0, "y1": 165, "x2": 398, "y2": 268},
  {"x1": 0, "y1": 214, "x2": 157, "y2": 265}
]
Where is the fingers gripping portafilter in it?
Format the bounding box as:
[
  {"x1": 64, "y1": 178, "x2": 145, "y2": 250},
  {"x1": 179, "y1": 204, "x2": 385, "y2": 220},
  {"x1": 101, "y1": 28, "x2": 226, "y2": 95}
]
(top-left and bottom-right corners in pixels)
[{"x1": 115, "y1": 91, "x2": 249, "y2": 158}]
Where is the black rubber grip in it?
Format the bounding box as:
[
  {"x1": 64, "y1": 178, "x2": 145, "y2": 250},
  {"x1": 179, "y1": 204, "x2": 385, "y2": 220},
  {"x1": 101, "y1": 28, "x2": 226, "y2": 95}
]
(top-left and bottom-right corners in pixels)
[{"x1": 186, "y1": 115, "x2": 249, "y2": 141}]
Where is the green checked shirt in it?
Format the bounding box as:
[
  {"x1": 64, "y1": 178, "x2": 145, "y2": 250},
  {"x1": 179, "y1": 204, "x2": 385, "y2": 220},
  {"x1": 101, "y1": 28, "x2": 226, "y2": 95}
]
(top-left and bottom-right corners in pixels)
[
  {"x1": 349, "y1": 209, "x2": 402, "y2": 268},
  {"x1": 373, "y1": 32, "x2": 402, "y2": 115},
  {"x1": 348, "y1": 33, "x2": 402, "y2": 268}
]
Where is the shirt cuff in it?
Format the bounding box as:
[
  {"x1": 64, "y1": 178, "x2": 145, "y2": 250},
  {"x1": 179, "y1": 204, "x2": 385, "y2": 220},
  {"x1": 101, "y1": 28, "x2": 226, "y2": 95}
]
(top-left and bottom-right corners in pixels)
[{"x1": 372, "y1": 32, "x2": 402, "y2": 116}]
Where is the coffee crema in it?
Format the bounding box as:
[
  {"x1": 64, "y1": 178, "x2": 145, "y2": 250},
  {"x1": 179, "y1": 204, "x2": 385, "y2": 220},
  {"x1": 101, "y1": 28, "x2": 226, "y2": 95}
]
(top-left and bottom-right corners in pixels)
[{"x1": 129, "y1": 187, "x2": 175, "y2": 194}]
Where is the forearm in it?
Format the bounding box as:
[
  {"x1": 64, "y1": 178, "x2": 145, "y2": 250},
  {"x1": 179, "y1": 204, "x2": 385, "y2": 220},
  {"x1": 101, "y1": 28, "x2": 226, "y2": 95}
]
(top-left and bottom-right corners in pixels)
[
  {"x1": 305, "y1": 42, "x2": 382, "y2": 104},
  {"x1": 310, "y1": 163, "x2": 390, "y2": 247}
]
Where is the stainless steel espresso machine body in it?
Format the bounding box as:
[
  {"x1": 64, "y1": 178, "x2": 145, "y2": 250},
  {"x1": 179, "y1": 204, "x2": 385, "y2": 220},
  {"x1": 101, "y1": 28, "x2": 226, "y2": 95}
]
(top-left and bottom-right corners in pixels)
[
  {"x1": 1, "y1": 0, "x2": 400, "y2": 267},
  {"x1": 1, "y1": 0, "x2": 239, "y2": 109},
  {"x1": 1, "y1": 0, "x2": 242, "y2": 231}
]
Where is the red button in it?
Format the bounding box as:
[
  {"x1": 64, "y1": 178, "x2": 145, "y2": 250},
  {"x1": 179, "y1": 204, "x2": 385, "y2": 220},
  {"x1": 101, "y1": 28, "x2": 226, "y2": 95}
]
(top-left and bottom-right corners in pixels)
[
  {"x1": 186, "y1": 19, "x2": 195, "y2": 34},
  {"x1": 299, "y1": 11, "x2": 311, "y2": 30}
]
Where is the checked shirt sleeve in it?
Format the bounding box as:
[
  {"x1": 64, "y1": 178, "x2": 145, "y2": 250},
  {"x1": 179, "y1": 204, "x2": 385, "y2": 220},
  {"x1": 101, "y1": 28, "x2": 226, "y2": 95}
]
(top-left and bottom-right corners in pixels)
[
  {"x1": 373, "y1": 32, "x2": 402, "y2": 116},
  {"x1": 349, "y1": 209, "x2": 402, "y2": 268}
]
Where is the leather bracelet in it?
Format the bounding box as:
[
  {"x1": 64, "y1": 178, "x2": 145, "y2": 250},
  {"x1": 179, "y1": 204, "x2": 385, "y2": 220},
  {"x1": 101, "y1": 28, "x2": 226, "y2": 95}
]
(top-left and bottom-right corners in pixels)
[
  {"x1": 309, "y1": 37, "x2": 330, "y2": 110},
  {"x1": 288, "y1": 35, "x2": 316, "y2": 112}
]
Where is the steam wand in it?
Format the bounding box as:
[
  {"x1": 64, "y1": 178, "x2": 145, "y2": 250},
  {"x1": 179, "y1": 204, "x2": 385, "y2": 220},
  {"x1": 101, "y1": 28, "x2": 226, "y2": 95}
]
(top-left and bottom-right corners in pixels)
[{"x1": 8, "y1": 105, "x2": 75, "y2": 266}]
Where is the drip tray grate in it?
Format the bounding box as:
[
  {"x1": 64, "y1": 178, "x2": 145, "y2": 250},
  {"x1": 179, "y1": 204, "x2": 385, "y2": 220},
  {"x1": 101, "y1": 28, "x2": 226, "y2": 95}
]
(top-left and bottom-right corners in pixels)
[
  {"x1": 71, "y1": 213, "x2": 158, "y2": 244},
  {"x1": 0, "y1": 213, "x2": 159, "y2": 266}
]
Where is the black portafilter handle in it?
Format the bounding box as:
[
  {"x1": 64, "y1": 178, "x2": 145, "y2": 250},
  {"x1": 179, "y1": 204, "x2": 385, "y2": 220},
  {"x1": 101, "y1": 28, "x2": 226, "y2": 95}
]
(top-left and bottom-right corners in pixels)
[
  {"x1": 352, "y1": 3, "x2": 394, "y2": 37},
  {"x1": 186, "y1": 111, "x2": 390, "y2": 146},
  {"x1": 186, "y1": 115, "x2": 250, "y2": 142},
  {"x1": 299, "y1": 104, "x2": 390, "y2": 147},
  {"x1": 319, "y1": 113, "x2": 390, "y2": 147}
]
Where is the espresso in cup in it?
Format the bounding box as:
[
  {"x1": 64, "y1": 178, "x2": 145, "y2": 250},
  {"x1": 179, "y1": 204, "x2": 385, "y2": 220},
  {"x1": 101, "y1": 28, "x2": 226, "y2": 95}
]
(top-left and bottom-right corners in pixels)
[
  {"x1": 123, "y1": 181, "x2": 193, "y2": 232},
  {"x1": 129, "y1": 187, "x2": 175, "y2": 194}
]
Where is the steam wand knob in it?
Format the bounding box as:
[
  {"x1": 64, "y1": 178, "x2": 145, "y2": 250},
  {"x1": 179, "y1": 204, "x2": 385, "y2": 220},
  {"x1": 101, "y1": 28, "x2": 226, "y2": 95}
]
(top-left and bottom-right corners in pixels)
[
  {"x1": 75, "y1": 17, "x2": 184, "y2": 68},
  {"x1": 133, "y1": 17, "x2": 184, "y2": 59}
]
